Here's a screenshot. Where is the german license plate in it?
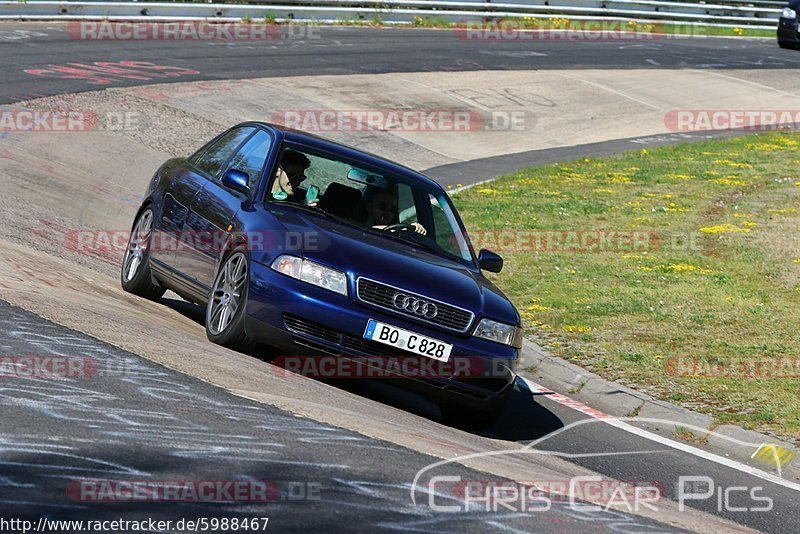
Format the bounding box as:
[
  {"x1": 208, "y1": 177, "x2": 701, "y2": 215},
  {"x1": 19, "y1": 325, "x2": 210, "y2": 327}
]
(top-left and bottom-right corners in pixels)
[{"x1": 364, "y1": 319, "x2": 452, "y2": 362}]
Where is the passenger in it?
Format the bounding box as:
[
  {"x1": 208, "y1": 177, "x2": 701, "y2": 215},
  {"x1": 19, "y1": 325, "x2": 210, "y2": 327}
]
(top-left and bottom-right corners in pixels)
[
  {"x1": 272, "y1": 150, "x2": 312, "y2": 203},
  {"x1": 363, "y1": 186, "x2": 426, "y2": 235}
]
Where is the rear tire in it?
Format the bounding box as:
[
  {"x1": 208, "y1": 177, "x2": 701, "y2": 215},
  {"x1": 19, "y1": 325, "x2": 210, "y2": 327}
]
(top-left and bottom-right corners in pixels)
[
  {"x1": 205, "y1": 248, "x2": 256, "y2": 350},
  {"x1": 120, "y1": 207, "x2": 165, "y2": 300}
]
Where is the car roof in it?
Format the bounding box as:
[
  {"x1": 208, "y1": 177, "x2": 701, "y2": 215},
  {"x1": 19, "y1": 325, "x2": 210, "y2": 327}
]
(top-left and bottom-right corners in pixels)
[{"x1": 241, "y1": 121, "x2": 445, "y2": 191}]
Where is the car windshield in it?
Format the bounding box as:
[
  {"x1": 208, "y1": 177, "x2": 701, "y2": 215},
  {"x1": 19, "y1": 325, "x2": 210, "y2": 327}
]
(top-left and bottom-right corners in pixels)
[{"x1": 267, "y1": 144, "x2": 475, "y2": 265}]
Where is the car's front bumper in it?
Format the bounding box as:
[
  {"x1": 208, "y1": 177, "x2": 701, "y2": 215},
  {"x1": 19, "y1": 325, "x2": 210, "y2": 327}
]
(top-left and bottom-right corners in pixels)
[
  {"x1": 244, "y1": 260, "x2": 519, "y2": 410},
  {"x1": 778, "y1": 17, "x2": 800, "y2": 47}
]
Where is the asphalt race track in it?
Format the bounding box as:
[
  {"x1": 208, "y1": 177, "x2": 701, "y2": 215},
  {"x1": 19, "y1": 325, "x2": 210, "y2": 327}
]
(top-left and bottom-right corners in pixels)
[
  {"x1": 1, "y1": 21, "x2": 800, "y2": 533},
  {"x1": 0, "y1": 300, "x2": 683, "y2": 532},
  {"x1": 2, "y1": 24, "x2": 800, "y2": 104}
]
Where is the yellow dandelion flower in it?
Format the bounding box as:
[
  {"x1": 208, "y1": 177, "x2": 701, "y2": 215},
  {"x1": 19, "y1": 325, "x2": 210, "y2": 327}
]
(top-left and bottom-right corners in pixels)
[
  {"x1": 564, "y1": 324, "x2": 592, "y2": 333},
  {"x1": 708, "y1": 178, "x2": 747, "y2": 186},
  {"x1": 699, "y1": 224, "x2": 749, "y2": 234},
  {"x1": 659, "y1": 263, "x2": 713, "y2": 275},
  {"x1": 526, "y1": 304, "x2": 550, "y2": 312}
]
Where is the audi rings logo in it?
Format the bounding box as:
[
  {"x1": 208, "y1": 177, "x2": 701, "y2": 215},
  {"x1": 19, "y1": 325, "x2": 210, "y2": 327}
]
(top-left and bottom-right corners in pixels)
[{"x1": 392, "y1": 293, "x2": 438, "y2": 319}]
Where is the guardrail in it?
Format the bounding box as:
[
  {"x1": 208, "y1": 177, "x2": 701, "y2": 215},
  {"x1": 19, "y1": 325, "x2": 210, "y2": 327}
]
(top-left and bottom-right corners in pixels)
[{"x1": 0, "y1": 0, "x2": 783, "y2": 29}]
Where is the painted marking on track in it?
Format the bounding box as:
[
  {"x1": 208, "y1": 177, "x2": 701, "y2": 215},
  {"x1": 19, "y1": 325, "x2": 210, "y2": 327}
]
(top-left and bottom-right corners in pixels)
[
  {"x1": 698, "y1": 70, "x2": 800, "y2": 99},
  {"x1": 548, "y1": 72, "x2": 666, "y2": 111},
  {"x1": 524, "y1": 380, "x2": 611, "y2": 419},
  {"x1": 752, "y1": 444, "x2": 797, "y2": 469},
  {"x1": 23, "y1": 61, "x2": 200, "y2": 86},
  {"x1": 519, "y1": 377, "x2": 800, "y2": 493}
]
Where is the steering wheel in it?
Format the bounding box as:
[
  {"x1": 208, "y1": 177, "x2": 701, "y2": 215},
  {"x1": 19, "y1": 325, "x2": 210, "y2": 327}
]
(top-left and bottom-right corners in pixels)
[{"x1": 382, "y1": 223, "x2": 416, "y2": 234}]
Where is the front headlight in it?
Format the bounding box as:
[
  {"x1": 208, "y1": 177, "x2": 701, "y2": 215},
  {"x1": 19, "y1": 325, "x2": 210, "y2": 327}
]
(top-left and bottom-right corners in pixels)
[
  {"x1": 474, "y1": 318, "x2": 523, "y2": 348},
  {"x1": 782, "y1": 7, "x2": 797, "y2": 18},
  {"x1": 270, "y1": 255, "x2": 348, "y2": 296}
]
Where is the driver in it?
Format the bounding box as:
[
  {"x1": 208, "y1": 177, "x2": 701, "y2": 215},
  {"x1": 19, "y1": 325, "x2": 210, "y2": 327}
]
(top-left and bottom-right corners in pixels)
[{"x1": 363, "y1": 186, "x2": 426, "y2": 235}]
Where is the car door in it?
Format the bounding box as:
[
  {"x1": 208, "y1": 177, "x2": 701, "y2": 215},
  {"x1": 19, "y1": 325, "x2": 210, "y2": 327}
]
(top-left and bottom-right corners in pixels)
[
  {"x1": 151, "y1": 161, "x2": 207, "y2": 269},
  {"x1": 168, "y1": 126, "x2": 256, "y2": 284},
  {"x1": 181, "y1": 128, "x2": 274, "y2": 290}
]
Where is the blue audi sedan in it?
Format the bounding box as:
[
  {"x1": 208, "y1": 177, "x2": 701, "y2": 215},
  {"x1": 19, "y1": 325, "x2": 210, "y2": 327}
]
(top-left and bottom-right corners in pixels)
[{"x1": 121, "y1": 122, "x2": 521, "y2": 426}]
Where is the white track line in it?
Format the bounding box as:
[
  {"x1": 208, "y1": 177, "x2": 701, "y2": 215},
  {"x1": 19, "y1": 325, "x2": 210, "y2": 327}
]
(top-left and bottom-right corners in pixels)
[
  {"x1": 548, "y1": 72, "x2": 666, "y2": 112},
  {"x1": 519, "y1": 377, "x2": 800, "y2": 493}
]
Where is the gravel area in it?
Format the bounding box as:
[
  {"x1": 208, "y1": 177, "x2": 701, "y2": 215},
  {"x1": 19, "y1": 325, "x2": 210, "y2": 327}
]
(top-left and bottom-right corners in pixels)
[{"x1": 18, "y1": 86, "x2": 226, "y2": 157}]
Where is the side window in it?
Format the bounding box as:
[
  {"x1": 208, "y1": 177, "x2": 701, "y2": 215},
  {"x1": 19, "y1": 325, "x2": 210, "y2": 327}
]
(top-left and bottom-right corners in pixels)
[
  {"x1": 429, "y1": 193, "x2": 461, "y2": 257},
  {"x1": 194, "y1": 127, "x2": 255, "y2": 179},
  {"x1": 224, "y1": 129, "x2": 273, "y2": 187},
  {"x1": 397, "y1": 184, "x2": 419, "y2": 225}
]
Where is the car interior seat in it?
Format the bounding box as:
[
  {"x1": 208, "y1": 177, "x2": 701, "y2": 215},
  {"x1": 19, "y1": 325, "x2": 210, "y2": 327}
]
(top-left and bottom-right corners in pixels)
[{"x1": 317, "y1": 183, "x2": 363, "y2": 220}]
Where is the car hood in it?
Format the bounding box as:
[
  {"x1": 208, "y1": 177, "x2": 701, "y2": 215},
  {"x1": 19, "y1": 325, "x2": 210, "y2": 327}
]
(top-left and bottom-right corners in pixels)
[{"x1": 256, "y1": 206, "x2": 520, "y2": 327}]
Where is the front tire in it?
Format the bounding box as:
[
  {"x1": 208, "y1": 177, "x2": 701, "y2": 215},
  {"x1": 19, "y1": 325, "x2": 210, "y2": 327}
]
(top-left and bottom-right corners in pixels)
[
  {"x1": 205, "y1": 249, "x2": 255, "y2": 349},
  {"x1": 120, "y1": 207, "x2": 165, "y2": 300}
]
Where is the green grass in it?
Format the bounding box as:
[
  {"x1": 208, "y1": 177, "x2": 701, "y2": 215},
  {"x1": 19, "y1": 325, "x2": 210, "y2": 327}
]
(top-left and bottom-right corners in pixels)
[
  {"x1": 452, "y1": 131, "x2": 800, "y2": 441},
  {"x1": 239, "y1": 15, "x2": 773, "y2": 38}
]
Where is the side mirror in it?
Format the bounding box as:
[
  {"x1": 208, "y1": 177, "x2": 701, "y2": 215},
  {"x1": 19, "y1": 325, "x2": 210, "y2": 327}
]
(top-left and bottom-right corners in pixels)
[
  {"x1": 478, "y1": 249, "x2": 503, "y2": 273},
  {"x1": 222, "y1": 169, "x2": 250, "y2": 196}
]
